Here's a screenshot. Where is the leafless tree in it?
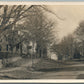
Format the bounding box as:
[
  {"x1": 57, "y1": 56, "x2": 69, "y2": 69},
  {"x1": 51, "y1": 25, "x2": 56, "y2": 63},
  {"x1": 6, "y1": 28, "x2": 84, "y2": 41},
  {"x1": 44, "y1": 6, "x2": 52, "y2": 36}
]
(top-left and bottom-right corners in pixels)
[
  {"x1": 74, "y1": 20, "x2": 84, "y2": 56},
  {"x1": 22, "y1": 6, "x2": 56, "y2": 58},
  {"x1": 0, "y1": 5, "x2": 34, "y2": 33},
  {"x1": 51, "y1": 34, "x2": 75, "y2": 61}
]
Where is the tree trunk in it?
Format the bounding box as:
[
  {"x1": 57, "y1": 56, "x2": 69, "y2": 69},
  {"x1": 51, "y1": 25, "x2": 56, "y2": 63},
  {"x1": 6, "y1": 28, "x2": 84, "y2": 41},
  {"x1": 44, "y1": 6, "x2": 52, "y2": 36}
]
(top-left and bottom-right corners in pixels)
[{"x1": 20, "y1": 43, "x2": 22, "y2": 56}]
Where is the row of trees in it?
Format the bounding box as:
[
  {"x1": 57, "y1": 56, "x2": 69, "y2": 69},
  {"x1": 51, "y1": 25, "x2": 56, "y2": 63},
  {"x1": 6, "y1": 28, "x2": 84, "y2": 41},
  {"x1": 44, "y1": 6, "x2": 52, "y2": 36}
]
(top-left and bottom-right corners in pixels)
[
  {"x1": 51, "y1": 20, "x2": 84, "y2": 61},
  {"x1": 3, "y1": 5, "x2": 84, "y2": 62},
  {"x1": 51, "y1": 34, "x2": 75, "y2": 60},
  {"x1": 0, "y1": 5, "x2": 58, "y2": 59}
]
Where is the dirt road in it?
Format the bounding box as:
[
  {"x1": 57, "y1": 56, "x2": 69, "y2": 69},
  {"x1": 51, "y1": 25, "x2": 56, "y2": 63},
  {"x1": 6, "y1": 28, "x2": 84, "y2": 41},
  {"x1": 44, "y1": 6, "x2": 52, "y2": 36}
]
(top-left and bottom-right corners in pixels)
[
  {"x1": 0, "y1": 60, "x2": 84, "y2": 79},
  {"x1": 32, "y1": 61, "x2": 84, "y2": 79}
]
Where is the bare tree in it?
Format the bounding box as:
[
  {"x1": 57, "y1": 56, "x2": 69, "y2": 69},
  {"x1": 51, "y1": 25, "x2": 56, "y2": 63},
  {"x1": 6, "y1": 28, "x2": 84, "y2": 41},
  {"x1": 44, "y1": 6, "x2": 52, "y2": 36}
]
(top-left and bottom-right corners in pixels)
[
  {"x1": 0, "y1": 5, "x2": 34, "y2": 32},
  {"x1": 74, "y1": 20, "x2": 84, "y2": 56},
  {"x1": 22, "y1": 6, "x2": 56, "y2": 58},
  {"x1": 51, "y1": 34, "x2": 75, "y2": 61}
]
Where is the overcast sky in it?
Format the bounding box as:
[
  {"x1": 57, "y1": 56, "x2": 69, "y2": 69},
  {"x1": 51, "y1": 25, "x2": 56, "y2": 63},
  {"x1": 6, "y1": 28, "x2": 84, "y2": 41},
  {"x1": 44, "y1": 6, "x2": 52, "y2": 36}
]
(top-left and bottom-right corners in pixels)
[{"x1": 47, "y1": 5, "x2": 84, "y2": 40}]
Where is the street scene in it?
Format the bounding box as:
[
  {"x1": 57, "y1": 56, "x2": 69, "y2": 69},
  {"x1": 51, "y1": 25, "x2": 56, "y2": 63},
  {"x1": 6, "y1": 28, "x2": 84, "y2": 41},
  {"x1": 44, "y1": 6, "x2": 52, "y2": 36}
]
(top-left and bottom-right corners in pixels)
[{"x1": 0, "y1": 5, "x2": 84, "y2": 79}]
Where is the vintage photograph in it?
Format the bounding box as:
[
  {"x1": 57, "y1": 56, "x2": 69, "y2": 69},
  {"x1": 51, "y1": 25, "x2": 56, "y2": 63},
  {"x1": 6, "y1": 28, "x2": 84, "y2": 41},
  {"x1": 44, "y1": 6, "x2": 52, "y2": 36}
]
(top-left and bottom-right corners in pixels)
[{"x1": 0, "y1": 4, "x2": 84, "y2": 79}]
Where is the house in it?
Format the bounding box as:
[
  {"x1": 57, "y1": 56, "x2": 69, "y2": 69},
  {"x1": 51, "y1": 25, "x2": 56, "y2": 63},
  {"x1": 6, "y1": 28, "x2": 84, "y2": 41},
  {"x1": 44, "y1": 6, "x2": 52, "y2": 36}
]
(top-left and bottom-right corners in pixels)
[
  {"x1": 0, "y1": 29, "x2": 37, "y2": 68},
  {"x1": 0, "y1": 29, "x2": 37, "y2": 58}
]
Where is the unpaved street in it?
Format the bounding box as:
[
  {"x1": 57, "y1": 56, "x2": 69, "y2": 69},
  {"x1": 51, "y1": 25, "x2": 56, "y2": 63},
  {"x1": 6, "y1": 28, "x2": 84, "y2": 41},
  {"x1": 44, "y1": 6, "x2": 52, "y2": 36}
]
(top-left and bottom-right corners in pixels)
[
  {"x1": 32, "y1": 61, "x2": 84, "y2": 79},
  {"x1": 0, "y1": 60, "x2": 84, "y2": 79}
]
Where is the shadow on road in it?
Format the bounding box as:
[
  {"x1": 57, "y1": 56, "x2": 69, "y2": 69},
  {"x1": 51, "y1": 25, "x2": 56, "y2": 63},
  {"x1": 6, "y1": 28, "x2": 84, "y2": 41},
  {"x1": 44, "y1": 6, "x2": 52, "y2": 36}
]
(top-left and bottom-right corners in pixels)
[{"x1": 36, "y1": 66, "x2": 84, "y2": 72}]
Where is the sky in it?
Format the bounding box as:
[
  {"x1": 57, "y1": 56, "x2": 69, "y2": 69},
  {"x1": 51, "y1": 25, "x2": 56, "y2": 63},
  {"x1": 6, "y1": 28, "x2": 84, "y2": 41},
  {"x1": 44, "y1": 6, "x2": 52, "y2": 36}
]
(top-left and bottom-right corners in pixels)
[{"x1": 47, "y1": 5, "x2": 84, "y2": 40}]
